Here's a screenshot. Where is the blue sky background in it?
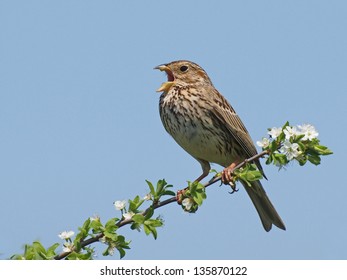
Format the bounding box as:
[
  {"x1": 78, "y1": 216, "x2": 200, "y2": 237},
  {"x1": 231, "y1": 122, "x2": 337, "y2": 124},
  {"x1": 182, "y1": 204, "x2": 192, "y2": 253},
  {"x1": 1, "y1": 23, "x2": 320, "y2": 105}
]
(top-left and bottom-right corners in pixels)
[{"x1": 0, "y1": 1, "x2": 345, "y2": 260}]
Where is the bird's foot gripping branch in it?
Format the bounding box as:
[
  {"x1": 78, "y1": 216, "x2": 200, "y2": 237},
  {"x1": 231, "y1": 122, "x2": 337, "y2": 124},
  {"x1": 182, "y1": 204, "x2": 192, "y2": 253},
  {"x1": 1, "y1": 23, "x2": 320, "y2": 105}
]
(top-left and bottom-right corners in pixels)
[{"x1": 11, "y1": 122, "x2": 332, "y2": 260}]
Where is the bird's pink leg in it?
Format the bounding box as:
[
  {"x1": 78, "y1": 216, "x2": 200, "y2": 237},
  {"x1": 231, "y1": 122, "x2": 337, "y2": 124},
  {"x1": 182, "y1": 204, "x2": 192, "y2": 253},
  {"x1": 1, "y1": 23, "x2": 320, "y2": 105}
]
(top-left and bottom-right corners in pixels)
[{"x1": 222, "y1": 163, "x2": 237, "y2": 183}]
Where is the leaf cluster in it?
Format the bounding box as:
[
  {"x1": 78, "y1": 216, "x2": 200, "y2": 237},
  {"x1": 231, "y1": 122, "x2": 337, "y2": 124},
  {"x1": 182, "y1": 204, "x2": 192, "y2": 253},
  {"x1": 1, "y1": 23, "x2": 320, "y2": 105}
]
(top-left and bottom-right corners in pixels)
[
  {"x1": 234, "y1": 163, "x2": 264, "y2": 187},
  {"x1": 127, "y1": 179, "x2": 175, "y2": 238},
  {"x1": 178, "y1": 181, "x2": 207, "y2": 213},
  {"x1": 10, "y1": 242, "x2": 59, "y2": 260},
  {"x1": 265, "y1": 121, "x2": 333, "y2": 167}
]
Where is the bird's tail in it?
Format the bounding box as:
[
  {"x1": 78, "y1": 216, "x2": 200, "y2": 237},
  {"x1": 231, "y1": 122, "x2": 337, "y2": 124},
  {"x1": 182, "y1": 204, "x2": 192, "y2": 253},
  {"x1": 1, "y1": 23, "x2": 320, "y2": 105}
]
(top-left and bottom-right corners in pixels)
[{"x1": 242, "y1": 180, "x2": 286, "y2": 232}]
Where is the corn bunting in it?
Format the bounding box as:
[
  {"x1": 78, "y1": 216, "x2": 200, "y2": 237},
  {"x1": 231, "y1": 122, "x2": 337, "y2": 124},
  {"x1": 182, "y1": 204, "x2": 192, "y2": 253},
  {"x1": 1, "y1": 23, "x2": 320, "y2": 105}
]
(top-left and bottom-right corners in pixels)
[{"x1": 155, "y1": 60, "x2": 285, "y2": 231}]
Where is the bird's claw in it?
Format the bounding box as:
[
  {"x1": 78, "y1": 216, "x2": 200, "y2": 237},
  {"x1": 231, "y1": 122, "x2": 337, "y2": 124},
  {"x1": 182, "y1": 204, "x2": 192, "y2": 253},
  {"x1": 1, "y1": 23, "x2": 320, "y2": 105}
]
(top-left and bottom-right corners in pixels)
[
  {"x1": 228, "y1": 182, "x2": 239, "y2": 194},
  {"x1": 222, "y1": 164, "x2": 239, "y2": 194}
]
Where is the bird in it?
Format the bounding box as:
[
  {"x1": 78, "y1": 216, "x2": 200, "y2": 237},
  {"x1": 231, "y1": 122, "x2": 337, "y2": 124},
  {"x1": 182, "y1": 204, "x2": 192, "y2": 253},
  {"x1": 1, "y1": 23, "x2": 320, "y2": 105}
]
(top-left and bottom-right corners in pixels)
[{"x1": 154, "y1": 60, "x2": 286, "y2": 232}]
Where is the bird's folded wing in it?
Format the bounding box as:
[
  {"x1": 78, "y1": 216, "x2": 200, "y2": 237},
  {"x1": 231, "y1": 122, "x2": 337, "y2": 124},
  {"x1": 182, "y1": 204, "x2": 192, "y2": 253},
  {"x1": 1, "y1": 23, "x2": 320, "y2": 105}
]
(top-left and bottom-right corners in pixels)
[{"x1": 209, "y1": 90, "x2": 260, "y2": 162}]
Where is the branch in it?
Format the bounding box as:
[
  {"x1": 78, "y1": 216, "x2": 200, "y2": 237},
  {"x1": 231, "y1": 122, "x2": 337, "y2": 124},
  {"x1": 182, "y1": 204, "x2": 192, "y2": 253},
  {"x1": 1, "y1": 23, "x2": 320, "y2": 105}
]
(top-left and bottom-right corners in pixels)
[{"x1": 54, "y1": 149, "x2": 269, "y2": 260}]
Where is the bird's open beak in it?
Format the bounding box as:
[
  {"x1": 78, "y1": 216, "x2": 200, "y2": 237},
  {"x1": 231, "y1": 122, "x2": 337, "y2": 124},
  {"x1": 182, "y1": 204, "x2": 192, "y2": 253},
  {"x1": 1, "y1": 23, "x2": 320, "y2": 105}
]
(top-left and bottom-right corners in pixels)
[{"x1": 154, "y1": 64, "x2": 175, "y2": 92}]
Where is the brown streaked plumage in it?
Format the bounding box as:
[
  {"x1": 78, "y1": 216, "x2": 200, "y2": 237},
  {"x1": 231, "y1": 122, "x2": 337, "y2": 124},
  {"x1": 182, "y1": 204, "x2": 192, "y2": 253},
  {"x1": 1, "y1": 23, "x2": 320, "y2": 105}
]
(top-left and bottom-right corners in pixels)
[{"x1": 155, "y1": 60, "x2": 285, "y2": 231}]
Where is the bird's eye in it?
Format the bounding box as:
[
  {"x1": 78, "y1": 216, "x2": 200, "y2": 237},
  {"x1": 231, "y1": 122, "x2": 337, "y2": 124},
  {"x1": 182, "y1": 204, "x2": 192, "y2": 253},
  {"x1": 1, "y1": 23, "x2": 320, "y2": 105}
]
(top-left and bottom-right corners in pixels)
[{"x1": 180, "y1": 65, "x2": 188, "y2": 72}]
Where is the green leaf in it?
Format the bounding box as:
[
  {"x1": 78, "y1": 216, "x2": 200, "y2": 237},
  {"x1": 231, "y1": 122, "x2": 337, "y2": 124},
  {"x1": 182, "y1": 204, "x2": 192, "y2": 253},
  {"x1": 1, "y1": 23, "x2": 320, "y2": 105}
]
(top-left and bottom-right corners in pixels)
[
  {"x1": 144, "y1": 206, "x2": 154, "y2": 220},
  {"x1": 269, "y1": 140, "x2": 279, "y2": 153},
  {"x1": 118, "y1": 248, "x2": 126, "y2": 259},
  {"x1": 104, "y1": 230, "x2": 118, "y2": 241},
  {"x1": 313, "y1": 145, "x2": 333, "y2": 155},
  {"x1": 46, "y1": 243, "x2": 60, "y2": 258},
  {"x1": 266, "y1": 154, "x2": 273, "y2": 165},
  {"x1": 282, "y1": 121, "x2": 290, "y2": 129},
  {"x1": 143, "y1": 224, "x2": 151, "y2": 236},
  {"x1": 32, "y1": 241, "x2": 46, "y2": 254},
  {"x1": 148, "y1": 179, "x2": 175, "y2": 202},
  {"x1": 76, "y1": 218, "x2": 93, "y2": 243},
  {"x1": 130, "y1": 222, "x2": 142, "y2": 231},
  {"x1": 294, "y1": 134, "x2": 305, "y2": 141},
  {"x1": 273, "y1": 153, "x2": 288, "y2": 166},
  {"x1": 296, "y1": 141, "x2": 306, "y2": 152},
  {"x1": 73, "y1": 238, "x2": 82, "y2": 252},
  {"x1": 192, "y1": 194, "x2": 203, "y2": 205},
  {"x1": 116, "y1": 236, "x2": 131, "y2": 258},
  {"x1": 245, "y1": 170, "x2": 263, "y2": 181},
  {"x1": 162, "y1": 190, "x2": 175, "y2": 196},
  {"x1": 128, "y1": 195, "x2": 146, "y2": 213},
  {"x1": 297, "y1": 155, "x2": 308, "y2": 166},
  {"x1": 307, "y1": 154, "x2": 321, "y2": 165},
  {"x1": 105, "y1": 218, "x2": 118, "y2": 230},
  {"x1": 14, "y1": 241, "x2": 51, "y2": 260},
  {"x1": 10, "y1": 254, "x2": 24, "y2": 260},
  {"x1": 146, "y1": 218, "x2": 163, "y2": 228},
  {"x1": 143, "y1": 223, "x2": 159, "y2": 239},
  {"x1": 67, "y1": 251, "x2": 93, "y2": 260},
  {"x1": 105, "y1": 217, "x2": 117, "y2": 227},
  {"x1": 156, "y1": 179, "x2": 166, "y2": 193},
  {"x1": 209, "y1": 169, "x2": 219, "y2": 174},
  {"x1": 90, "y1": 219, "x2": 103, "y2": 233},
  {"x1": 235, "y1": 163, "x2": 263, "y2": 181},
  {"x1": 81, "y1": 218, "x2": 91, "y2": 231},
  {"x1": 117, "y1": 235, "x2": 131, "y2": 249},
  {"x1": 188, "y1": 180, "x2": 197, "y2": 192},
  {"x1": 146, "y1": 180, "x2": 155, "y2": 195},
  {"x1": 142, "y1": 217, "x2": 163, "y2": 239},
  {"x1": 150, "y1": 227, "x2": 158, "y2": 239},
  {"x1": 132, "y1": 214, "x2": 145, "y2": 224}
]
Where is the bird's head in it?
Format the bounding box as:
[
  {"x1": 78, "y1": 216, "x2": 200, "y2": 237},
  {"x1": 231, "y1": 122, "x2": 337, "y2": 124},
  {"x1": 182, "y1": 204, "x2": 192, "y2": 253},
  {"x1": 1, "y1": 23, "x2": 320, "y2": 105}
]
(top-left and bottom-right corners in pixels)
[{"x1": 154, "y1": 60, "x2": 212, "y2": 93}]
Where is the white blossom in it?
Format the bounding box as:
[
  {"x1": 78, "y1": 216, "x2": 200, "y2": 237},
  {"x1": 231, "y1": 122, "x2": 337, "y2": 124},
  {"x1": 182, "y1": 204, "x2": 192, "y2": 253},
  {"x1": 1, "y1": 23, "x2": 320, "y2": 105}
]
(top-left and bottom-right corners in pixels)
[
  {"x1": 58, "y1": 230, "x2": 75, "y2": 240},
  {"x1": 114, "y1": 200, "x2": 127, "y2": 211},
  {"x1": 89, "y1": 214, "x2": 100, "y2": 222},
  {"x1": 298, "y1": 124, "x2": 319, "y2": 141},
  {"x1": 256, "y1": 137, "x2": 270, "y2": 148},
  {"x1": 280, "y1": 140, "x2": 301, "y2": 160},
  {"x1": 268, "y1": 127, "x2": 282, "y2": 139},
  {"x1": 108, "y1": 246, "x2": 115, "y2": 256},
  {"x1": 182, "y1": 198, "x2": 193, "y2": 211},
  {"x1": 62, "y1": 242, "x2": 74, "y2": 253},
  {"x1": 99, "y1": 236, "x2": 107, "y2": 243},
  {"x1": 122, "y1": 211, "x2": 135, "y2": 220},
  {"x1": 283, "y1": 126, "x2": 300, "y2": 140},
  {"x1": 143, "y1": 193, "x2": 152, "y2": 201}
]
